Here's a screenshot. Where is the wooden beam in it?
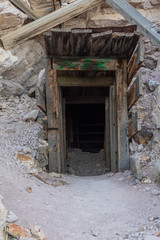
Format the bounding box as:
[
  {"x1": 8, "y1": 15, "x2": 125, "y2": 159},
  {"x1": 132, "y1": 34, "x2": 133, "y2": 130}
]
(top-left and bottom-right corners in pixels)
[
  {"x1": 58, "y1": 76, "x2": 114, "y2": 86},
  {"x1": 1, "y1": 0, "x2": 104, "y2": 49},
  {"x1": 48, "y1": 129, "x2": 59, "y2": 172},
  {"x1": 9, "y1": 0, "x2": 39, "y2": 20},
  {"x1": 128, "y1": 75, "x2": 142, "y2": 110},
  {"x1": 105, "y1": 0, "x2": 160, "y2": 49},
  {"x1": 54, "y1": 58, "x2": 118, "y2": 71},
  {"x1": 128, "y1": 111, "x2": 141, "y2": 139},
  {"x1": 116, "y1": 60, "x2": 129, "y2": 170},
  {"x1": 46, "y1": 60, "x2": 58, "y2": 129}
]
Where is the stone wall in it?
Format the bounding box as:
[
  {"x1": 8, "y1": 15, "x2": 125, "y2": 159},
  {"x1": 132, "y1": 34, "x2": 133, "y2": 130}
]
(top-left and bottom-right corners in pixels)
[{"x1": 0, "y1": 0, "x2": 159, "y2": 176}]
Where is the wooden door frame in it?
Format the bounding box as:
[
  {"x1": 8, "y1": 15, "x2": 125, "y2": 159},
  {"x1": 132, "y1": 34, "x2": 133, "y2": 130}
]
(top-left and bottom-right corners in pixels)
[{"x1": 46, "y1": 58, "x2": 129, "y2": 173}]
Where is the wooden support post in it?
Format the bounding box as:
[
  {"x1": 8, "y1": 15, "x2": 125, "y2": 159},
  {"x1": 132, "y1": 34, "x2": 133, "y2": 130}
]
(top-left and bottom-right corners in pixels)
[
  {"x1": 109, "y1": 85, "x2": 117, "y2": 172},
  {"x1": 116, "y1": 60, "x2": 129, "y2": 170},
  {"x1": 46, "y1": 60, "x2": 60, "y2": 172},
  {"x1": 105, "y1": 97, "x2": 110, "y2": 170}
]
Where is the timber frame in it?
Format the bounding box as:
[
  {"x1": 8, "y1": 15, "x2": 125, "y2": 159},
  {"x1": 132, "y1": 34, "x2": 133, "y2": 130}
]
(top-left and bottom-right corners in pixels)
[
  {"x1": 46, "y1": 57, "x2": 129, "y2": 173},
  {"x1": 44, "y1": 27, "x2": 144, "y2": 173}
]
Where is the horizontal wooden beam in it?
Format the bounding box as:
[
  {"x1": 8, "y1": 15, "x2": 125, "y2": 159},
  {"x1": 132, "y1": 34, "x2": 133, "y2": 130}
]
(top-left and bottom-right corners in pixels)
[
  {"x1": 54, "y1": 58, "x2": 118, "y2": 71},
  {"x1": 58, "y1": 76, "x2": 114, "y2": 86},
  {"x1": 128, "y1": 111, "x2": 141, "y2": 139},
  {"x1": 128, "y1": 75, "x2": 142, "y2": 110},
  {"x1": 9, "y1": 0, "x2": 39, "y2": 20},
  {"x1": 105, "y1": 0, "x2": 160, "y2": 49},
  {"x1": 1, "y1": 0, "x2": 104, "y2": 49}
]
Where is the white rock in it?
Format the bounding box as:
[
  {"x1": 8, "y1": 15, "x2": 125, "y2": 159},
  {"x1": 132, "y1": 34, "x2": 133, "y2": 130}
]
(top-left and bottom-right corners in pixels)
[
  {"x1": 6, "y1": 210, "x2": 19, "y2": 223},
  {"x1": 30, "y1": 225, "x2": 46, "y2": 240},
  {"x1": 145, "y1": 235, "x2": 159, "y2": 240},
  {"x1": 0, "y1": 48, "x2": 18, "y2": 74},
  {"x1": 151, "y1": 189, "x2": 160, "y2": 196},
  {"x1": 23, "y1": 109, "x2": 39, "y2": 121}
]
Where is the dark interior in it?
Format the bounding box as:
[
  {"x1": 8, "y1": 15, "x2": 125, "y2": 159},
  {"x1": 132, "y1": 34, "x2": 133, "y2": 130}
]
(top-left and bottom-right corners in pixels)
[{"x1": 66, "y1": 104, "x2": 105, "y2": 153}]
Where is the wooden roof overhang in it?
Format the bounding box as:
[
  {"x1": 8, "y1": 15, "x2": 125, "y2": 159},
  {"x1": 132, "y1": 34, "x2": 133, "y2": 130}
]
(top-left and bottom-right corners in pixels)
[{"x1": 44, "y1": 26, "x2": 140, "y2": 62}]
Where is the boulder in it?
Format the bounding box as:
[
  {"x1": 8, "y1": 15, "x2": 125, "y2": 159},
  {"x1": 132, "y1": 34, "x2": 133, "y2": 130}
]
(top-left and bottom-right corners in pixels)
[
  {"x1": 0, "y1": 79, "x2": 24, "y2": 97},
  {"x1": 0, "y1": 0, "x2": 27, "y2": 35},
  {"x1": 30, "y1": 225, "x2": 46, "y2": 240},
  {"x1": 134, "y1": 127, "x2": 153, "y2": 145}
]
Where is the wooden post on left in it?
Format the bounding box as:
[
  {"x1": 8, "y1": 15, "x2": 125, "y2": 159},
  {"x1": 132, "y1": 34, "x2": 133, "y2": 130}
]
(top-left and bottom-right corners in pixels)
[{"x1": 46, "y1": 59, "x2": 60, "y2": 173}]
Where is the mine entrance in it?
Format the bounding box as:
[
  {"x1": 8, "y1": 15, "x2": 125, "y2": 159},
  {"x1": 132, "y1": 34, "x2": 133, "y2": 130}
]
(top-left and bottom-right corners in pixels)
[{"x1": 62, "y1": 87, "x2": 109, "y2": 175}]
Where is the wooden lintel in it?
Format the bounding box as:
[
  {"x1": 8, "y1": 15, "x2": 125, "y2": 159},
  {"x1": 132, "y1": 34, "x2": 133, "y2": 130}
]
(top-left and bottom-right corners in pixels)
[
  {"x1": 128, "y1": 111, "x2": 141, "y2": 139},
  {"x1": 54, "y1": 58, "x2": 118, "y2": 71},
  {"x1": 128, "y1": 75, "x2": 142, "y2": 110},
  {"x1": 58, "y1": 76, "x2": 114, "y2": 86},
  {"x1": 105, "y1": 0, "x2": 160, "y2": 49},
  {"x1": 10, "y1": 0, "x2": 39, "y2": 20},
  {"x1": 1, "y1": 0, "x2": 104, "y2": 49}
]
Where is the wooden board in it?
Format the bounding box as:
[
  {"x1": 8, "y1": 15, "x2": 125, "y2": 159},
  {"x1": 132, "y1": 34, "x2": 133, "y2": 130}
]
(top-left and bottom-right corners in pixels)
[
  {"x1": 46, "y1": 61, "x2": 58, "y2": 129},
  {"x1": 128, "y1": 111, "x2": 141, "y2": 139},
  {"x1": 35, "y1": 87, "x2": 46, "y2": 113},
  {"x1": 9, "y1": 0, "x2": 39, "y2": 20},
  {"x1": 105, "y1": 97, "x2": 110, "y2": 170},
  {"x1": 128, "y1": 75, "x2": 142, "y2": 110},
  {"x1": 48, "y1": 129, "x2": 59, "y2": 172},
  {"x1": 116, "y1": 60, "x2": 129, "y2": 170},
  {"x1": 128, "y1": 42, "x2": 144, "y2": 86},
  {"x1": 109, "y1": 85, "x2": 117, "y2": 172},
  {"x1": 54, "y1": 58, "x2": 118, "y2": 71},
  {"x1": 1, "y1": 0, "x2": 104, "y2": 49},
  {"x1": 105, "y1": 0, "x2": 160, "y2": 49},
  {"x1": 58, "y1": 76, "x2": 114, "y2": 86}
]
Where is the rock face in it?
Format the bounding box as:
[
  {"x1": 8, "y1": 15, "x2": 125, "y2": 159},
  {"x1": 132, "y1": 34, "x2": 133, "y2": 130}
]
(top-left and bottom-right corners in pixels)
[{"x1": 0, "y1": 0, "x2": 27, "y2": 35}]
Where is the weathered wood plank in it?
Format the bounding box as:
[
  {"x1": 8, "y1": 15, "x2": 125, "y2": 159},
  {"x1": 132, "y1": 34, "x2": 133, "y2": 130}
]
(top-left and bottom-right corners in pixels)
[
  {"x1": 128, "y1": 111, "x2": 141, "y2": 139},
  {"x1": 116, "y1": 60, "x2": 129, "y2": 170},
  {"x1": 46, "y1": 60, "x2": 58, "y2": 129},
  {"x1": 54, "y1": 58, "x2": 118, "y2": 71},
  {"x1": 109, "y1": 85, "x2": 117, "y2": 172},
  {"x1": 58, "y1": 76, "x2": 114, "y2": 86},
  {"x1": 10, "y1": 0, "x2": 39, "y2": 20},
  {"x1": 128, "y1": 42, "x2": 144, "y2": 85},
  {"x1": 128, "y1": 75, "x2": 142, "y2": 110},
  {"x1": 35, "y1": 87, "x2": 46, "y2": 113},
  {"x1": 105, "y1": 0, "x2": 160, "y2": 49},
  {"x1": 105, "y1": 97, "x2": 110, "y2": 170},
  {"x1": 1, "y1": 0, "x2": 104, "y2": 49},
  {"x1": 48, "y1": 129, "x2": 59, "y2": 172}
]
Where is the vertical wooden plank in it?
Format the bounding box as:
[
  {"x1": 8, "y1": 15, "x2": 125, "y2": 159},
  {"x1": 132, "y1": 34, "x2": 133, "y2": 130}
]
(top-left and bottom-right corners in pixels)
[
  {"x1": 46, "y1": 59, "x2": 60, "y2": 172},
  {"x1": 116, "y1": 60, "x2": 129, "y2": 170},
  {"x1": 48, "y1": 130, "x2": 59, "y2": 172},
  {"x1": 58, "y1": 87, "x2": 64, "y2": 173},
  {"x1": 104, "y1": 97, "x2": 110, "y2": 170},
  {"x1": 109, "y1": 85, "x2": 117, "y2": 172},
  {"x1": 63, "y1": 98, "x2": 67, "y2": 171}
]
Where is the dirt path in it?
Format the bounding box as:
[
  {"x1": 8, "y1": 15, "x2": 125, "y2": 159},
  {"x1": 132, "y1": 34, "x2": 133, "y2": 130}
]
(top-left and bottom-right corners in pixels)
[{"x1": 0, "y1": 160, "x2": 160, "y2": 240}]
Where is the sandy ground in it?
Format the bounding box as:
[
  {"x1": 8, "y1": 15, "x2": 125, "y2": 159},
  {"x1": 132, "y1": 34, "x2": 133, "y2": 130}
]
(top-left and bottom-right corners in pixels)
[{"x1": 0, "y1": 159, "x2": 160, "y2": 240}]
